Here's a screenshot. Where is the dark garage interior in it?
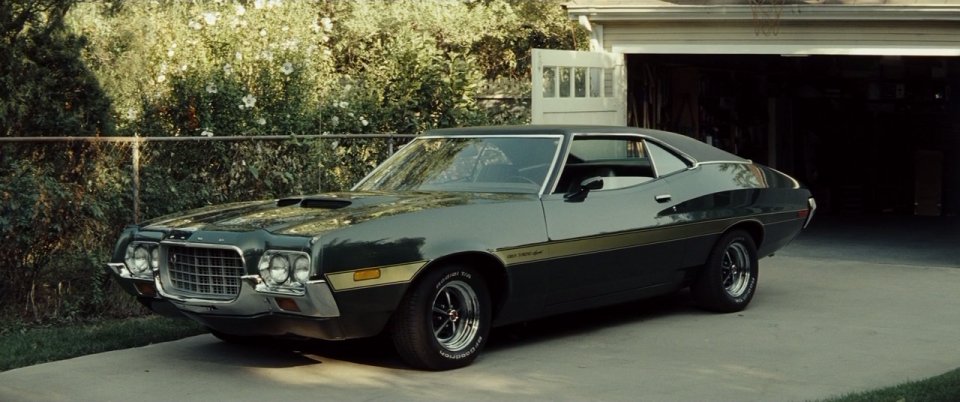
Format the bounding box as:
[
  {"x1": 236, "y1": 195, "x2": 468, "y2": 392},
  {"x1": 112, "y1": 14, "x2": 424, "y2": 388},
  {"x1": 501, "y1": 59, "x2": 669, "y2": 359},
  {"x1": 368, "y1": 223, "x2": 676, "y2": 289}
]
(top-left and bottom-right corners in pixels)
[{"x1": 626, "y1": 54, "x2": 960, "y2": 218}]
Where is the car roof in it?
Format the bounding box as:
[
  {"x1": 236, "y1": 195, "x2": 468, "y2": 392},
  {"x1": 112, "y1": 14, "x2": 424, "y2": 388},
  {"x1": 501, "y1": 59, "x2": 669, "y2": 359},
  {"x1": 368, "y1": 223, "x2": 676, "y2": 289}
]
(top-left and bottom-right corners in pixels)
[{"x1": 425, "y1": 125, "x2": 748, "y2": 164}]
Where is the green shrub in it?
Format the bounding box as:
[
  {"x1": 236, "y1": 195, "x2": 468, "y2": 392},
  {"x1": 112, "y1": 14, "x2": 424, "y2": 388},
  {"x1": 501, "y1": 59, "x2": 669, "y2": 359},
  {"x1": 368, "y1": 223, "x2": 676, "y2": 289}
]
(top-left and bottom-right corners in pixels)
[{"x1": 1, "y1": 0, "x2": 585, "y2": 325}]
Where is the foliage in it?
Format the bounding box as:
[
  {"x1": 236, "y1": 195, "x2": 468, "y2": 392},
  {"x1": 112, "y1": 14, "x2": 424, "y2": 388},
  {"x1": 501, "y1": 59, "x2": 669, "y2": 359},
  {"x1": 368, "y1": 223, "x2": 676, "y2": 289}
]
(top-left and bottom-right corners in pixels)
[
  {"x1": 0, "y1": 316, "x2": 206, "y2": 372},
  {"x1": 0, "y1": 0, "x2": 113, "y2": 137},
  {"x1": 1, "y1": 0, "x2": 585, "y2": 325}
]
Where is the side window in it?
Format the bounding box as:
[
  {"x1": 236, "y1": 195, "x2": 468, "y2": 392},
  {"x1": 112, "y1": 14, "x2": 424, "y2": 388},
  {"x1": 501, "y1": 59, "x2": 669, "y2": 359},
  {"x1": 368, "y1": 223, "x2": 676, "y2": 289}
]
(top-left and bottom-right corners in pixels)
[
  {"x1": 646, "y1": 141, "x2": 690, "y2": 176},
  {"x1": 554, "y1": 136, "x2": 655, "y2": 193}
]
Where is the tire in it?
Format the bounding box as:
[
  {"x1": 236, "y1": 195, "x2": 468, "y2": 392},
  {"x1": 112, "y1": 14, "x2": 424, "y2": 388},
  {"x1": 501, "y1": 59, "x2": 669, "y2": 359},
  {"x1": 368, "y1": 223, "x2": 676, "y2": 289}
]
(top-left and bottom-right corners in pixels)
[
  {"x1": 391, "y1": 265, "x2": 491, "y2": 370},
  {"x1": 692, "y1": 230, "x2": 759, "y2": 313}
]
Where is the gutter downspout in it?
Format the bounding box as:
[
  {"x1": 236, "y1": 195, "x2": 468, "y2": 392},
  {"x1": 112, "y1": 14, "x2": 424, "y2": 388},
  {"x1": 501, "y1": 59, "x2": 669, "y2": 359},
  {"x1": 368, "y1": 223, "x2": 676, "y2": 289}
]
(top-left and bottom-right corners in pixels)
[{"x1": 578, "y1": 15, "x2": 604, "y2": 52}]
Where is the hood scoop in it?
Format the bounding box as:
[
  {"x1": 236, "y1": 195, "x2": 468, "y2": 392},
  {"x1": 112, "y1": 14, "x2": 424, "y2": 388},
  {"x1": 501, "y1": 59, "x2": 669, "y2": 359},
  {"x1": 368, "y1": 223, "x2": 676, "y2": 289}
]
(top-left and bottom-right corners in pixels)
[{"x1": 277, "y1": 197, "x2": 352, "y2": 209}]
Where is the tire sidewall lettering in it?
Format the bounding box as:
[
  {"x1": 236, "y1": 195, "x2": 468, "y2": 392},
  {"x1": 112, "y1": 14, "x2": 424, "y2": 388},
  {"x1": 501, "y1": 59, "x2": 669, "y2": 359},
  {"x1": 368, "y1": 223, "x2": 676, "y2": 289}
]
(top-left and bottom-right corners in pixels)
[
  {"x1": 438, "y1": 335, "x2": 483, "y2": 360},
  {"x1": 436, "y1": 270, "x2": 471, "y2": 290}
]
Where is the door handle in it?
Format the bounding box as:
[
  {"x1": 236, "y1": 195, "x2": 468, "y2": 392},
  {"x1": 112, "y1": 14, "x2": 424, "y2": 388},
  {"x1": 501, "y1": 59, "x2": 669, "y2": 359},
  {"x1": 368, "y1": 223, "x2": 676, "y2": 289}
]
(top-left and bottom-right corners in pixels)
[{"x1": 655, "y1": 194, "x2": 672, "y2": 203}]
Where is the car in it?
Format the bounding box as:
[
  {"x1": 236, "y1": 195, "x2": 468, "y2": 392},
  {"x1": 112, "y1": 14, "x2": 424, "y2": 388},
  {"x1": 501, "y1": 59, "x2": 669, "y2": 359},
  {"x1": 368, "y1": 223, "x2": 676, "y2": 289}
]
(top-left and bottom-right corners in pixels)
[{"x1": 106, "y1": 125, "x2": 815, "y2": 370}]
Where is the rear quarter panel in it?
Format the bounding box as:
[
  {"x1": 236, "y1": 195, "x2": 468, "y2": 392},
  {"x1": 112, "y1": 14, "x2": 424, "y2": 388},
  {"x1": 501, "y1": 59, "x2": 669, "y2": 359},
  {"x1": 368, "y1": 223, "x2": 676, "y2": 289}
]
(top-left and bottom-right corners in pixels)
[{"x1": 663, "y1": 163, "x2": 810, "y2": 268}]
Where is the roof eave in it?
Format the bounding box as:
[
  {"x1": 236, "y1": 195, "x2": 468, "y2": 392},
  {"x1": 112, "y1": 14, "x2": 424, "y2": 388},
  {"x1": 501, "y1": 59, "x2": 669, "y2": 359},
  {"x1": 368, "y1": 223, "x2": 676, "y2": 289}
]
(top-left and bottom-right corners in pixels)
[{"x1": 565, "y1": 4, "x2": 960, "y2": 22}]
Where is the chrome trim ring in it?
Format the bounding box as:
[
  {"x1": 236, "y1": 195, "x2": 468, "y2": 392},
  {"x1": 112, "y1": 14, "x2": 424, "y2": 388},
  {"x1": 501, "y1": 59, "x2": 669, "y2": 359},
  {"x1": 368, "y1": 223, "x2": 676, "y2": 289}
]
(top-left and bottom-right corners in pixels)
[
  {"x1": 431, "y1": 280, "x2": 481, "y2": 352},
  {"x1": 721, "y1": 242, "x2": 752, "y2": 298}
]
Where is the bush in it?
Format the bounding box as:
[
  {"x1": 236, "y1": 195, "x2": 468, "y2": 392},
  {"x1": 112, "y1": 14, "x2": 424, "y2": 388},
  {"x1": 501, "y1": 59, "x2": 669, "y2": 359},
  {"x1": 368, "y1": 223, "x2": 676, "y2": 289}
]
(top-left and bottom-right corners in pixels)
[{"x1": 1, "y1": 0, "x2": 585, "y2": 324}]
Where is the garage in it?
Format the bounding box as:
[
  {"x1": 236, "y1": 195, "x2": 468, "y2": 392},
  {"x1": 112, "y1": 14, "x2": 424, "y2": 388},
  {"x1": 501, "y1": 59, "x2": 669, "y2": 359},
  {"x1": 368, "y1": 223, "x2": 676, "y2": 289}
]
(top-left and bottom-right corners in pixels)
[{"x1": 537, "y1": 0, "x2": 960, "y2": 217}]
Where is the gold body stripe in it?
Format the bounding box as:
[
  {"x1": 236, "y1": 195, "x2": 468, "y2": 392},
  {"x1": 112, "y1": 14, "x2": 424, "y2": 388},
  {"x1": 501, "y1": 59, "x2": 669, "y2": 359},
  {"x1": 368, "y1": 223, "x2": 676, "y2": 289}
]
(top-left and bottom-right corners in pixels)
[
  {"x1": 494, "y1": 212, "x2": 804, "y2": 266},
  {"x1": 325, "y1": 261, "x2": 427, "y2": 291},
  {"x1": 325, "y1": 211, "x2": 804, "y2": 291}
]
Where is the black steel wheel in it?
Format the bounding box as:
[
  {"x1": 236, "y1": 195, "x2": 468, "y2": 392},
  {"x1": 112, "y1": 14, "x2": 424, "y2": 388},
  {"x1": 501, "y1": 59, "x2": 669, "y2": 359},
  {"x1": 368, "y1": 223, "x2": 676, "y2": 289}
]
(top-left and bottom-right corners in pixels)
[
  {"x1": 692, "y1": 230, "x2": 759, "y2": 313},
  {"x1": 391, "y1": 265, "x2": 491, "y2": 370}
]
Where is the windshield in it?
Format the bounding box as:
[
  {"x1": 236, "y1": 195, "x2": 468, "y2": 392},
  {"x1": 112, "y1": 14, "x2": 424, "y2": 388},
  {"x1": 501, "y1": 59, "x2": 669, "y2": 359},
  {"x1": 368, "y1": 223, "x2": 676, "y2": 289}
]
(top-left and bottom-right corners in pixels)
[{"x1": 354, "y1": 136, "x2": 562, "y2": 194}]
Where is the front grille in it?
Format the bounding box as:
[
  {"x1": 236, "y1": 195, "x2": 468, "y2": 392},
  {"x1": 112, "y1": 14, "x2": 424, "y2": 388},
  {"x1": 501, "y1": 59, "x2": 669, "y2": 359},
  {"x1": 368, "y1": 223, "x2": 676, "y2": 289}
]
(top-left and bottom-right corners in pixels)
[{"x1": 166, "y1": 245, "x2": 245, "y2": 299}]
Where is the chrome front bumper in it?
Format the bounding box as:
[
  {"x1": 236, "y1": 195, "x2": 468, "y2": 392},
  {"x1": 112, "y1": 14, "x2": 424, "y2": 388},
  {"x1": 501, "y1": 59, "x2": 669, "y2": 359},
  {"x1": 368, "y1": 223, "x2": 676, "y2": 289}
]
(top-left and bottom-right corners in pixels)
[{"x1": 106, "y1": 262, "x2": 341, "y2": 319}]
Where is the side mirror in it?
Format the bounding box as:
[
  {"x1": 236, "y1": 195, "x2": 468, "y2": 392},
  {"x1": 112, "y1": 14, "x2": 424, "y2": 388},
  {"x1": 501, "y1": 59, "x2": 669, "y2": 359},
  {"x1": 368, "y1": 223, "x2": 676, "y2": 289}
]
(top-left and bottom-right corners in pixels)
[{"x1": 564, "y1": 176, "x2": 603, "y2": 202}]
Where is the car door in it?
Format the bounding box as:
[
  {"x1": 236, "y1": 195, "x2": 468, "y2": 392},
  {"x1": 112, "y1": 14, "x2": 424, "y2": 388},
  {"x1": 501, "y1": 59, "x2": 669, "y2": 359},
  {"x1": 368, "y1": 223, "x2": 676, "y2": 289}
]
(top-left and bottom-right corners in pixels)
[{"x1": 539, "y1": 134, "x2": 685, "y2": 308}]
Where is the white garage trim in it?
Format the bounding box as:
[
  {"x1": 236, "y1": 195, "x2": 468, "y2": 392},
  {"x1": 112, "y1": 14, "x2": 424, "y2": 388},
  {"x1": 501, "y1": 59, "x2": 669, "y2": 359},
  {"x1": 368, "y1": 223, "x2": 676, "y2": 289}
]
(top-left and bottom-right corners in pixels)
[{"x1": 612, "y1": 44, "x2": 960, "y2": 57}]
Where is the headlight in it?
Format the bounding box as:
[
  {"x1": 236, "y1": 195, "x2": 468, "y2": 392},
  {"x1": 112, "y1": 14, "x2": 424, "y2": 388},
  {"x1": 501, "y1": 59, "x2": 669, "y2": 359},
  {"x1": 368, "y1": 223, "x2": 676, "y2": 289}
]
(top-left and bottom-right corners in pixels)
[
  {"x1": 257, "y1": 251, "x2": 311, "y2": 289},
  {"x1": 293, "y1": 256, "x2": 310, "y2": 283},
  {"x1": 124, "y1": 242, "x2": 159, "y2": 278},
  {"x1": 150, "y1": 248, "x2": 160, "y2": 270},
  {"x1": 269, "y1": 255, "x2": 290, "y2": 284}
]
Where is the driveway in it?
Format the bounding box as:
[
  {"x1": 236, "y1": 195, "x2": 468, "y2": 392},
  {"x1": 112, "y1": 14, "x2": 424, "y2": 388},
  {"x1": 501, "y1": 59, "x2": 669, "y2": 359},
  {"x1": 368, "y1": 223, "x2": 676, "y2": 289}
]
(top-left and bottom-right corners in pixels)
[{"x1": 2, "y1": 217, "x2": 959, "y2": 401}]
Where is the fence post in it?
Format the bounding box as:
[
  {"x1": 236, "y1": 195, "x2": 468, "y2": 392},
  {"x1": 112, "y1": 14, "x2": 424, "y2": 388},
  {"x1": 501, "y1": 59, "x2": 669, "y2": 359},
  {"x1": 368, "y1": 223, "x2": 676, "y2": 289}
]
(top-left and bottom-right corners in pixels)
[{"x1": 132, "y1": 137, "x2": 141, "y2": 223}]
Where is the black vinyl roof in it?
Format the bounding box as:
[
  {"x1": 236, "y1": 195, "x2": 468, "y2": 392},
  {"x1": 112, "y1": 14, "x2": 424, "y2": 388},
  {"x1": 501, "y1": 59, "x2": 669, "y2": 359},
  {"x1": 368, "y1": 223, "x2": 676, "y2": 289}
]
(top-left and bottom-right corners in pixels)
[{"x1": 425, "y1": 125, "x2": 748, "y2": 164}]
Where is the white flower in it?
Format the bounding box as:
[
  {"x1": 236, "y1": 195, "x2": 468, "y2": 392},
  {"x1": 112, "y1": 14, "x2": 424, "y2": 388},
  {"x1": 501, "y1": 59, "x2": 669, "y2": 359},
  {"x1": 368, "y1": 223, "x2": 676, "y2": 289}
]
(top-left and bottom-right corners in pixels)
[
  {"x1": 281, "y1": 62, "x2": 294, "y2": 75},
  {"x1": 320, "y1": 17, "x2": 333, "y2": 32},
  {"x1": 281, "y1": 39, "x2": 298, "y2": 50},
  {"x1": 259, "y1": 50, "x2": 274, "y2": 61},
  {"x1": 281, "y1": 25, "x2": 289, "y2": 32},
  {"x1": 156, "y1": 74, "x2": 166, "y2": 83},
  {"x1": 235, "y1": 51, "x2": 243, "y2": 61},
  {"x1": 223, "y1": 63, "x2": 233, "y2": 74},
  {"x1": 201, "y1": 129, "x2": 214, "y2": 137},
  {"x1": 257, "y1": 118, "x2": 266, "y2": 125},
  {"x1": 242, "y1": 94, "x2": 257, "y2": 108},
  {"x1": 206, "y1": 82, "x2": 217, "y2": 93},
  {"x1": 268, "y1": 0, "x2": 282, "y2": 8},
  {"x1": 338, "y1": 101, "x2": 348, "y2": 108},
  {"x1": 189, "y1": 20, "x2": 202, "y2": 30},
  {"x1": 330, "y1": 116, "x2": 339, "y2": 126},
  {"x1": 361, "y1": 117, "x2": 369, "y2": 127},
  {"x1": 203, "y1": 12, "x2": 218, "y2": 26},
  {"x1": 259, "y1": 28, "x2": 267, "y2": 37},
  {"x1": 234, "y1": 4, "x2": 246, "y2": 16},
  {"x1": 167, "y1": 49, "x2": 174, "y2": 58},
  {"x1": 180, "y1": 64, "x2": 188, "y2": 71},
  {"x1": 254, "y1": 0, "x2": 265, "y2": 10}
]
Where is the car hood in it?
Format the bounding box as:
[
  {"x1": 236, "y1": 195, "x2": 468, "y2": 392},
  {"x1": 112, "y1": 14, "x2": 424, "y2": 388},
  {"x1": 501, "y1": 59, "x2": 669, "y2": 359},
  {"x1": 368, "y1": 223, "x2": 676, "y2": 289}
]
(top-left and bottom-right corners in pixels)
[{"x1": 140, "y1": 192, "x2": 532, "y2": 236}]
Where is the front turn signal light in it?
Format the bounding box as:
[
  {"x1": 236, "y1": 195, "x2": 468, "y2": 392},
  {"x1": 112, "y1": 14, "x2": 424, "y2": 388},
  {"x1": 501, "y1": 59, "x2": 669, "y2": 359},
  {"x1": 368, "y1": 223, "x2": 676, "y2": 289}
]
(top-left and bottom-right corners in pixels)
[{"x1": 353, "y1": 268, "x2": 381, "y2": 282}]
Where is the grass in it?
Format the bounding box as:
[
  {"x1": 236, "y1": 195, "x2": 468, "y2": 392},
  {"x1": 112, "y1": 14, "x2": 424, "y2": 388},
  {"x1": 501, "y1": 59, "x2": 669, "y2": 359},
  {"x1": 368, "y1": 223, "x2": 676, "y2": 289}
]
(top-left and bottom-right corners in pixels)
[
  {"x1": 823, "y1": 367, "x2": 960, "y2": 402},
  {"x1": 0, "y1": 316, "x2": 206, "y2": 372}
]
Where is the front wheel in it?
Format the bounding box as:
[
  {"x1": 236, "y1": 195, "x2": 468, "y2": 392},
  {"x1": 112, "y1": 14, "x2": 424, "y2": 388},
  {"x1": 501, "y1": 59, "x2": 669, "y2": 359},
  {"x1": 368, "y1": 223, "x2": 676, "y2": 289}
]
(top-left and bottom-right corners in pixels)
[
  {"x1": 391, "y1": 265, "x2": 491, "y2": 370},
  {"x1": 691, "y1": 230, "x2": 759, "y2": 313}
]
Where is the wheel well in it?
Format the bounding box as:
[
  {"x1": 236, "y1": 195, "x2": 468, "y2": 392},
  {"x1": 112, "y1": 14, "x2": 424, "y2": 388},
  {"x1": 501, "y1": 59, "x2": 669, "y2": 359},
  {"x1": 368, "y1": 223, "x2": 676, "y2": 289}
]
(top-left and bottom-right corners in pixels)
[
  {"x1": 727, "y1": 220, "x2": 764, "y2": 248},
  {"x1": 418, "y1": 252, "x2": 509, "y2": 320}
]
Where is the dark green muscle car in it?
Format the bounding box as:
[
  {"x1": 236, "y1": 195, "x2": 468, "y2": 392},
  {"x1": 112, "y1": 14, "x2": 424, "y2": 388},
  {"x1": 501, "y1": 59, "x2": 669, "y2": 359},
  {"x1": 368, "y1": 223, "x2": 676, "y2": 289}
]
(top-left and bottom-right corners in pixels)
[{"x1": 107, "y1": 125, "x2": 815, "y2": 370}]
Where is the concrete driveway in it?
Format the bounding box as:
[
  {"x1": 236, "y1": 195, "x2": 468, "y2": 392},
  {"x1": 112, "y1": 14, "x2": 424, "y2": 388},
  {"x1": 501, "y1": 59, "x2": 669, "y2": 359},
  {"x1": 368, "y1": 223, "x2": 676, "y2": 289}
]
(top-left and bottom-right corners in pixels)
[{"x1": 2, "y1": 217, "x2": 959, "y2": 401}]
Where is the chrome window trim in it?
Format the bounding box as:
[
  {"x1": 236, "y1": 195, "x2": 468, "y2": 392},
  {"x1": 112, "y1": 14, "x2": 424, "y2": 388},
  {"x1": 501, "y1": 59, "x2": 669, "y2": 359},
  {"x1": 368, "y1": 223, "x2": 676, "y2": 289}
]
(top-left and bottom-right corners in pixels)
[
  {"x1": 352, "y1": 134, "x2": 566, "y2": 197},
  {"x1": 549, "y1": 132, "x2": 691, "y2": 194}
]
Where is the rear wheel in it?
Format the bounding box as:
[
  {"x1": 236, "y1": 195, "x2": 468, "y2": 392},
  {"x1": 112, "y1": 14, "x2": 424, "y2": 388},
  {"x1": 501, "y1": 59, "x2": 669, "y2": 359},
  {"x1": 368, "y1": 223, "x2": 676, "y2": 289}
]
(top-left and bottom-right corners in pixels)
[
  {"x1": 692, "y1": 230, "x2": 759, "y2": 313},
  {"x1": 391, "y1": 265, "x2": 491, "y2": 370}
]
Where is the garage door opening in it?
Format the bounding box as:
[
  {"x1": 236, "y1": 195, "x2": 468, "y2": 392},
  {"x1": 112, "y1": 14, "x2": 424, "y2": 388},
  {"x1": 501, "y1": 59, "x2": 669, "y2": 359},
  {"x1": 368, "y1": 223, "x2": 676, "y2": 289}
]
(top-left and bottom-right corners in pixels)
[{"x1": 626, "y1": 54, "x2": 960, "y2": 217}]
